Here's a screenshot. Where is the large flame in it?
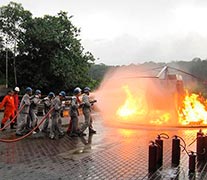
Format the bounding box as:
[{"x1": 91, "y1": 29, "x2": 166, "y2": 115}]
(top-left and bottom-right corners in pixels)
[
  {"x1": 116, "y1": 85, "x2": 207, "y2": 126},
  {"x1": 116, "y1": 86, "x2": 147, "y2": 118},
  {"x1": 178, "y1": 92, "x2": 207, "y2": 125},
  {"x1": 116, "y1": 85, "x2": 172, "y2": 125},
  {"x1": 94, "y1": 66, "x2": 207, "y2": 127}
]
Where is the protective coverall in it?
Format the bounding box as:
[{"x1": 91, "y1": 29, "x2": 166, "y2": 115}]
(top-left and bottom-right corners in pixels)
[
  {"x1": 80, "y1": 93, "x2": 96, "y2": 134},
  {"x1": 42, "y1": 96, "x2": 53, "y2": 132},
  {"x1": 16, "y1": 93, "x2": 31, "y2": 135},
  {"x1": 69, "y1": 96, "x2": 80, "y2": 137},
  {"x1": 49, "y1": 96, "x2": 64, "y2": 139},
  {"x1": 29, "y1": 95, "x2": 41, "y2": 130},
  {"x1": 0, "y1": 94, "x2": 15, "y2": 127}
]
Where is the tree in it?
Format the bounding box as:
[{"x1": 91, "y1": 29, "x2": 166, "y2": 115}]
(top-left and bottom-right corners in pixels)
[
  {"x1": 1, "y1": 2, "x2": 95, "y2": 93},
  {"x1": 0, "y1": 1, "x2": 32, "y2": 86},
  {"x1": 16, "y1": 11, "x2": 95, "y2": 92}
]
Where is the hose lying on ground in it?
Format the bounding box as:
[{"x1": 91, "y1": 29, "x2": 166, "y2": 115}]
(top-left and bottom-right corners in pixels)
[{"x1": 0, "y1": 107, "x2": 54, "y2": 143}]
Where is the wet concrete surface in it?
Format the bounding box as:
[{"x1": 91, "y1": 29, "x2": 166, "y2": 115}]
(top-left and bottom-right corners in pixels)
[{"x1": 1, "y1": 112, "x2": 207, "y2": 180}]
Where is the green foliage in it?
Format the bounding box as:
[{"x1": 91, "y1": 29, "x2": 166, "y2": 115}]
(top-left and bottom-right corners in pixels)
[
  {"x1": 0, "y1": 2, "x2": 32, "y2": 56},
  {"x1": 89, "y1": 63, "x2": 111, "y2": 84},
  {"x1": 0, "y1": 2, "x2": 95, "y2": 93},
  {"x1": 0, "y1": 2, "x2": 32, "y2": 86}
]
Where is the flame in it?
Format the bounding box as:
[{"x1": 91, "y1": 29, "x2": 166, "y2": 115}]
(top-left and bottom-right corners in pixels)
[
  {"x1": 149, "y1": 111, "x2": 170, "y2": 125},
  {"x1": 116, "y1": 85, "x2": 207, "y2": 126},
  {"x1": 94, "y1": 66, "x2": 207, "y2": 127},
  {"x1": 116, "y1": 85, "x2": 146, "y2": 118},
  {"x1": 178, "y1": 92, "x2": 207, "y2": 125},
  {"x1": 116, "y1": 85, "x2": 171, "y2": 125}
]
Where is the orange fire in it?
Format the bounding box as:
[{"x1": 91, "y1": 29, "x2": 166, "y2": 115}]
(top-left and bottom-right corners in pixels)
[
  {"x1": 116, "y1": 85, "x2": 172, "y2": 125},
  {"x1": 116, "y1": 86, "x2": 147, "y2": 118},
  {"x1": 178, "y1": 92, "x2": 207, "y2": 125},
  {"x1": 94, "y1": 66, "x2": 207, "y2": 127},
  {"x1": 116, "y1": 85, "x2": 207, "y2": 126}
]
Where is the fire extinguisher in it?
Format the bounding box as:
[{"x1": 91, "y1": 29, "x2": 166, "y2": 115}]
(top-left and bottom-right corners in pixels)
[
  {"x1": 155, "y1": 133, "x2": 169, "y2": 167},
  {"x1": 189, "y1": 151, "x2": 196, "y2": 173},
  {"x1": 155, "y1": 135, "x2": 163, "y2": 167},
  {"x1": 148, "y1": 141, "x2": 158, "y2": 173},
  {"x1": 197, "y1": 133, "x2": 205, "y2": 161},
  {"x1": 197, "y1": 129, "x2": 204, "y2": 137},
  {"x1": 204, "y1": 135, "x2": 207, "y2": 161},
  {"x1": 171, "y1": 135, "x2": 181, "y2": 166}
]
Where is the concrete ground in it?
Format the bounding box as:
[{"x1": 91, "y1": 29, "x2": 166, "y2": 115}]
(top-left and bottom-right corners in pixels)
[{"x1": 0, "y1": 111, "x2": 207, "y2": 180}]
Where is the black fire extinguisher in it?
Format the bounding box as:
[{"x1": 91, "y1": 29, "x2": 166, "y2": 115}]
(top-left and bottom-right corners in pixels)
[
  {"x1": 189, "y1": 151, "x2": 196, "y2": 173},
  {"x1": 197, "y1": 133, "x2": 205, "y2": 161},
  {"x1": 197, "y1": 129, "x2": 204, "y2": 137},
  {"x1": 155, "y1": 133, "x2": 169, "y2": 167},
  {"x1": 204, "y1": 135, "x2": 207, "y2": 161},
  {"x1": 172, "y1": 135, "x2": 181, "y2": 166},
  {"x1": 148, "y1": 141, "x2": 157, "y2": 172},
  {"x1": 155, "y1": 135, "x2": 163, "y2": 167}
]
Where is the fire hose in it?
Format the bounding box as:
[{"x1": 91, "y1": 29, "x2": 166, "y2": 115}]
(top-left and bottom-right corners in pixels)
[
  {"x1": 0, "y1": 107, "x2": 54, "y2": 143},
  {"x1": 0, "y1": 104, "x2": 26, "y2": 131}
]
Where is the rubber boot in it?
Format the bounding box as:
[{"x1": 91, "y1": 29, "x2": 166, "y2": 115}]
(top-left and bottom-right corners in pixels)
[
  {"x1": 89, "y1": 128, "x2": 96, "y2": 134},
  {"x1": 10, "y1": 123, "x2": 16, "y2": 129},
  {"x1": 1, "y1": 123, "x2": 5, "y2": 130}
]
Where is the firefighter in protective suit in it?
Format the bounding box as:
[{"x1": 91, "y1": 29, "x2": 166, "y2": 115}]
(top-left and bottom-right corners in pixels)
[
  {"x1": 79, "y1": 87, "x2": 96, "y2": 135},
  {"x1": 49, "y1": 91, "x2": 65, "y2": 139},
  {"x1": 16, "y1": 87, "x2": 32, "y2": 136},
  {"x1": 69, "y1": 87, "x2": 82, "y2": 137},
  {"x1": 29, "y1": 89, "x2": 42, "y2": 133},
  {"x1": 41, "y1": 92, "x2": 55, "y2": 133},
  {"x1": 0, "y1": 90, "x2": 15, "y2": 129}
]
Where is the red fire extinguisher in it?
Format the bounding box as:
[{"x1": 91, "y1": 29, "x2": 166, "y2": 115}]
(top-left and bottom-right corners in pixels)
[
  {"x1": 155, "y1": 133, "x2": 169, "y2": 167},
  {"x1": 148, "y1": 141, "x2": 158, "y2": 172},
  {"x1": 189, "y1": 151, "x2": 196, "y2": 173},
  {"x1": 172, "y1": 135, "x2": 181, "y2": 166},
  {"x1": 197, "y1": 133, "x2": 205, "y2": 161}
]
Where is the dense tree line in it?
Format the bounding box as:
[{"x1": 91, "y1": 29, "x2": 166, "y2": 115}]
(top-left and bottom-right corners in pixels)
[
  {"x1": 0, "y1": 2, "x2": 95, "y2": 94},
  {"x1": 90, "y1": 60, "x2": 207, "y2": 94}
]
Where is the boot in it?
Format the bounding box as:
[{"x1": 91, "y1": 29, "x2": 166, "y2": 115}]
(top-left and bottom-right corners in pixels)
[
  {"x1": 1, "y1": 123, "x2": 5, "y2": 130},
  {"x1": 34, "y1": 127, "x2": 40, "y2": 133},
  {"x1": 89, "y1": 128, "x2": 96, "y2": 134},
  {"x1": 10, "y1": 123, "x2": 16, "y2": 129},
  {"x1": 78, "y1": 132, "x2": 87, "y2": 137}
]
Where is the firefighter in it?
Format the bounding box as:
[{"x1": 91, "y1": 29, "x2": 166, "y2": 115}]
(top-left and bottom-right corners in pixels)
[
  {"x1": 49, "y1": 91, "x2": 65, "y2": 139},
  {"x1": 0, "y1": 90, "x2": 15, "y2": 130},
  {"x1": 41, "y1": 92, "x2": 55, "y2": 133},
  {"x1": 13, "y1": 86, "x2": 20, "y2": 127},
  {"x1": 16, "y1": 87, "x2": 32, "y2": 136},
  {"x1": 29, "y1": 89, "x2": 42, "y2": 133},
  {"x1": 79, "y1": 87, "x2": 96, "y2": 135},
  {"x1": 68, "y1": 87, "x2": 83, "y2": 137}
]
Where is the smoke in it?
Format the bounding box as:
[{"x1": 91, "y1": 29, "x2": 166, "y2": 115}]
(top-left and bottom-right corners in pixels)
[{"x1": 93, "y1": 66, "x2": 179, "y2": 128}]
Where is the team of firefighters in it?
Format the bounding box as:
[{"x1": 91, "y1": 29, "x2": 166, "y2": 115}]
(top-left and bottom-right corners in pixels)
[{"x1": 0, "y1": 86, "x2": 96, "y2": 139}]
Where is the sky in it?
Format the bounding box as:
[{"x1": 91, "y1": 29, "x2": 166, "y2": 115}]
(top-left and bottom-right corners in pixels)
[{"x1": 1, "y1": 0, "x2": 207, "y2": 65}]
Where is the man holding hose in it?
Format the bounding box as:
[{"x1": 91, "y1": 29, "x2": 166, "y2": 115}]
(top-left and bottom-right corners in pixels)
[{"x1": 0, "y1": 90, "x2": 15, "y2": 130}]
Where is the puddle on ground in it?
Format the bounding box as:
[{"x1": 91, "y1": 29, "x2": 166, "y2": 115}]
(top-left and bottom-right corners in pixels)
[{"x1": 58, "y1": 141, "x2": 121, "y2": 161}]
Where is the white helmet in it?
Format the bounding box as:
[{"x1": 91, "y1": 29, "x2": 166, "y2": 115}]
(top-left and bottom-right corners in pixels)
[
  {"x1": 14, "y1": 87, "x2": 20, "y2": 92},
  {"x1": 73, "y1": 87, "x2": 82, "y2": 95}
]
